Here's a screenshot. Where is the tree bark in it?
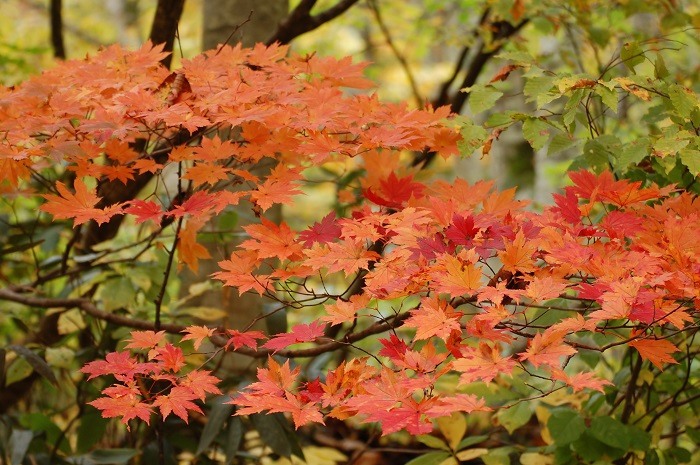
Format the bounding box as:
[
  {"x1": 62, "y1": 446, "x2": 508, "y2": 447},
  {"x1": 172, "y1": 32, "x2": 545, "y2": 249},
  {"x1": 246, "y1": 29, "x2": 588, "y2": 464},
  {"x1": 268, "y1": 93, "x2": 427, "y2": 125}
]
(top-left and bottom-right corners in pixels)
[
  {"x1": 50, "y1": 0, "x2": 65, "y2": 59},
  {"x1": 149, "y1": 0, "x2": 186, "y2": 68}
]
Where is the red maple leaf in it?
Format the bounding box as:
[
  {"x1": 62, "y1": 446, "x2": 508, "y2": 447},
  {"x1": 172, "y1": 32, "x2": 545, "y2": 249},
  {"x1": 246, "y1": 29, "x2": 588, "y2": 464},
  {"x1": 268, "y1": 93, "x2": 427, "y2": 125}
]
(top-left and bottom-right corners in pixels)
[
  {"x1": 298, "y1": 212, "x2": 342, "y2": 247},
  {"x1": 180, "y1": 370, "x2": 222, "y2": 401},
  {"x1": 124, "y1": 199, "x2": 165, "y2": 224},
  {"x1": 88, "y1": 384, "x2": 152, "y2": 429},
  {"x1": 364, "y1": 172, "x2": 424, "y2": 208},
  {"x1": 154, "y1": 344, "x2": 186, "y2": 373},
  {"x1": 80, "y1": 351, "x2": 157, "y2": 382},
  {"x1": 225, "y1": 329, "x2": 267, "y2": 351},
  {"x1": 263, "y1": 321, "x2": 327, "y2": 351},
  {"x1": 152, "y1": 386, "x2": 203, "y2": 423}
]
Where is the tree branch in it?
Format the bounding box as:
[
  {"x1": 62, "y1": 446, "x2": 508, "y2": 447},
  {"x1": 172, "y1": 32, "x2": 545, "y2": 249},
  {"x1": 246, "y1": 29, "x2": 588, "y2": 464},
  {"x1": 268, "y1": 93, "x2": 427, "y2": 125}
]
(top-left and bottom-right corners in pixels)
[
  {"x1": 266, "y1": 0, "x2": 360, "y2": 45},
  {"x1": 0, "y1": 286, "x2": 409, "y2": 359}
]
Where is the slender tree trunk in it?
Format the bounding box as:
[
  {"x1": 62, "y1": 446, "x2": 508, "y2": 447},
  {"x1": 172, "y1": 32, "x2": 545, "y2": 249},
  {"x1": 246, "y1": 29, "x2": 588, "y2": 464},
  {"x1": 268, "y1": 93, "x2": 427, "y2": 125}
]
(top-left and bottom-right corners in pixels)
[
  {"x1": 50, "y1": 0, "x2": 65, "y2": 59},
  {"x1": 150, "y1": 0, "x2": 186, "y2": 69}
]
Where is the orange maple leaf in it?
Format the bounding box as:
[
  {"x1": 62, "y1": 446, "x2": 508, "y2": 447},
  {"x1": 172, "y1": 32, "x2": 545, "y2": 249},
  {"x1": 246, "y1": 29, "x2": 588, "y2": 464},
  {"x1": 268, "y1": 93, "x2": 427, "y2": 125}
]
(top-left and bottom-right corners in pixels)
[
  {"x1": 404, "y1": 296, "x2": 462, "y2": 341},
  {"x1": 40, "y1": 179, "x2": 124, "y2": 227},
  {"x1": 629, "y1": 331, "x2": 680, "y2": 370},
  {"x1": 519, "y1": 332, "x2": 577, "y2": 369},
  {"x1": 499, "y1": 230, "x2": 538, "y2": 273},
  {"x1": 152, "y1": 386, "x2": 203, "y2": 423},
  {"x1": 180, "y1": 325, "x2": 216, "y2": 351}
]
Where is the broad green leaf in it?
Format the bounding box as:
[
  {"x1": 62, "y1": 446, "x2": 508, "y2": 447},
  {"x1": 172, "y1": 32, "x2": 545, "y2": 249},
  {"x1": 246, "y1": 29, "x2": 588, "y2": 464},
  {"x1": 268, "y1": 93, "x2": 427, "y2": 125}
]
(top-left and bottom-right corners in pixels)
[
  {"x1": 617, "y1": 138, "x2": 650, "y2": 168},
  {"x1": 620, "y1": 42, "x2": 645, "y2": 71},
  {"x1": 595, "y1": 84, "x2": 618, "y2": 113},
  {"x1": 456, "y1": 435, "x2": 489, "y2": 451},
  {"x1": 225, "y1": 416, "x2": 243, "y2": 465},
  {"x1": 495, "y1": 51, "x2": 535, "y2": 65},
  {"x1": 458, "y1": 119, "x2": 488, "y2": 155},
  {"x1": 584, "y1": 139, "x2": 612, "y2": 169},
  {"x1": 197, "y1": 396, "x2": 235, "y2": 455},
  {"x1": 680, "y1": 148, "x2": 700, "y2": 176},
  {"x1": 522, "y1": 118, "x2": 551, "y2": 151},
  {"x1": 45, "y1": 347, "x2": 74, "y2": 369},
  {"x1": 58, "y1": 308, "x2": 86, "y2": 335},
  {"x1": 523, "y1": 75, "x2": 557, "y2": 106},
  {"x1": 654, "y1": 54, "x2": 669, "y2": 79},
  {"x1": 668, "y1": 84, "x2": 699, "y2": 119},
  {"x1": 76, "y1": 412, "x2": 109, "y2": 454},
  {"x1": 685, "y1": 427, "x2": 700, "y2": 444},
  {"x1": 5, "y1": 356, "x2": 33, "y2": 386},
  {"x1": 548, "y1": 134, "x2": 578, "y2": 156},
  {"x1": 99, "y1": 277, "x2": 136, "y2": 312},
  {"x1": 572, "y1": 430, "x2": 624, "y2": 462},
  {"x1": 417, "y1": 434, "x2": 451, "y2": 451},
  {"x1": 250, "y1": 412, "x2": 303, "y2": 460},
  {"x1": 7, "y1": 345, "x2": 57, "y2": 386},
  {"x1": 653, "y1": 135, "x2": 690, "y2": 158},
  {"x1": 482, "y1": 446, "x2": 516, "y2": 465},
  {"x1": 589, "y1": 416, "x2": 629, "y2": 450},
  {"x1": 405, "y1": 451, "x2": 452, "y2": 465},
  {"x1": 82, "y1": 449, "x2": 139, "y2": 464},
  {"x1": 497, "y1": 402, "x2": 532, "y2": 434},
  {"x1": 627, "y1": 425, "x2": 651, "y2": 452},
  {"x1": 465, "y1": 84, "x2": 503, "y2": 114},
  {"x1": 547, "y1": 409, "x2": 586, "y2": 445}
]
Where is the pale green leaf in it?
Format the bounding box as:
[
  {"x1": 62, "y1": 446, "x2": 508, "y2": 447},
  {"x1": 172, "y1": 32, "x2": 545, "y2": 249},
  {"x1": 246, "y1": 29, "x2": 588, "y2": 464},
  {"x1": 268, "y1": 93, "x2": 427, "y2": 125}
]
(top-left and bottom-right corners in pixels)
[
  {"x1": 680, "y1": 148, "x2": 700, "y2": 176},
  {"x1": 465, "y1": 84, "x2": 503, "y2": 114},
  {"x1": 522, "y1": 118, "x2": 551, "y2": 151}
]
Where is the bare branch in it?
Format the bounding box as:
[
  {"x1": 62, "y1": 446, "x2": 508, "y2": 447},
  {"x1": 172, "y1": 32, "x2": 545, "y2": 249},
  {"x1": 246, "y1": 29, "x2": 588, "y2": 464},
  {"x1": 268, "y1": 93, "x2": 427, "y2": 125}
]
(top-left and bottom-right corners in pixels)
[{"x1": 266, "y1": 0, "x2": 360, "y2": 45}]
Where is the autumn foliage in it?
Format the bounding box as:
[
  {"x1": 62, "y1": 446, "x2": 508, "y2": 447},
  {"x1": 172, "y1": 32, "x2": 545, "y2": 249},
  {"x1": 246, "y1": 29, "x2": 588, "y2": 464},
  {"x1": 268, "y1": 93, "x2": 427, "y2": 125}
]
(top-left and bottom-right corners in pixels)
[{"x1": 2, "y1": 39, "x2": 699, "y2": 460}]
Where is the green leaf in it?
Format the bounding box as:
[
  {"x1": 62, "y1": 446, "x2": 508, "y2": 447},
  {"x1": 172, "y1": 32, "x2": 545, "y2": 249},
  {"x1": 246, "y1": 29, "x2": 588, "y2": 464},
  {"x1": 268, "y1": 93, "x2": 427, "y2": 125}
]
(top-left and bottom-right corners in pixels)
[
  {"x1": 457, "y1": 119, "x2": 488, "y2": 156},
  {"x1": 405, "y1": 451, "x2": 452, "y2": 465},
  {"x1": 668, "y1": 84, "x2": 699, "y2": 119},
  {"x1": 654, "y1": 54, "x2": 669, "y2": 79},
  {"x1": 594, "y1": 85, "x2": 618, "y2": 113},
  {"x1": 82, "y1": 449, "x2": 139, "y2": 464},
  {"x1": 99, "y1": 277, "x2": 136, "y2": 312},
  {"x1": 76, "y1": 412, "x2": 109, "y2": 454},
  {"x1": 225, "y1": 416, "x2": 243, "y2": 465},
  {"x1": 417, "y1": 434, "x2": 450, "y2": 451},
  {"x1": 588, "y1": 416, "x2": 629, "y2": 450},
  {"x1": 685, "y1": 427, "x2": 700, "y2": 444},
  {"x1": 466, "y1": 84, "x2": 503, "y2": 114},
  {"x1": 197, "y1": 396, "x2": 234, "y2": 455},
  {"x1": 456, "y1": 435, "x2": 489, "y2": 450},
  {"x1": 584, "y1": 139, "x2": 611, "y2": 169},
  {"x1": 653, "y1": 135, "x2": 690, "y2": 157},
  {"x1": 522, "y1": 118, "x2": 551, "y2": 151},
  {"x1": 572, "y1": 430, "x2": 624, "y2": 462},
  {"x1": 7, "y1": 345, "x2": 57, "y2": 386},
  {"x1": 617, "y1": 137, "x2": 650, "y2": 168},
  {"x1": 547, "y1": 409, "x2": 586, "y2": 445},
  {"x1": 523, "y1": 75, "x2": 556, "y2": 107},
  {"x1": 548, "y1": 134, "x2": 578, "y2": 156},
  {"x1": 680, "y1": 148, "x2": 700, "y2": 176},
  {"x1": 620, "y1": 42, "x2": 645, "y2": 71},
  {"x1": 482, "y1": 446, "x2": 516, "y2": 465},
  {"x1": 250, "y1": 412, "x2": 303, "y2": 460},
  {"x1": 627, "y1": 425, "x2": 651, "y2": 452},
  {"x1": 497, "y1": 402, "x2": 532, "y2": 434}
]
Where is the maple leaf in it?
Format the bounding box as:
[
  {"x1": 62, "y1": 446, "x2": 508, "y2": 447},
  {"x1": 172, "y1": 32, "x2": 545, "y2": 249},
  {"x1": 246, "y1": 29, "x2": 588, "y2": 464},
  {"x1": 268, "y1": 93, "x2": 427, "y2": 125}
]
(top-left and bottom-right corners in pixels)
[
  {"x1": 124, "y1": 199, "x2": 164, "y2": 224},
  {"x1": 551, "y1": 368, "x2": 613, "y2": 393},
  {"x1": 180, "y1": 325, "x2": 215, "y2": 350},
  {"x1": 168, "y1": 191, "x2": 216, "y2": 218},
  {"x1": 320, "y1": 294, "x2": 369, "y2": 326},
  {"x1": 364, "y1": 172, "x2": 424, "y2": 208},
  {"x1": 453, "y1": 342, "x2": 517, "y2": 384},
  {"x1": 426, "y1": 394, "x2": 491, "y2": 417},
  {"x1": 378, "y1": 334, "x2": 409, "y2": 361},
  {"x1": 180, "y1": 370, "x2": 222, "y2": 401},
  {"x1": 214, "y1": 250, "x2": 271, "y2": 296},
  {"x1": 88, "y1": 384, "x2": 152, "y2": 429},
  {"x1": 237, "y1": 392, "x2": 324, "y2": 429},
  {"x1": 263, "y1": 321, "x2": 327, "y2": 351},
  {"x1": 40, "y1": 179, "x2": 124, "y2": 227},
  {"x1": 431, "y1": 252, "x2": 483, "y2": 296},
  {"x1": 304, "y1": 239, "x2": 381, "y2": 277},
  {"x1": 298, "y1": 212, "x2": 342, "y2": 247},
  {"x1": 239, "y1": 219, "x2": 302, "y2": 261},
  {"x1": 80, "y1": 351, "x2": 157, "y2": 382},
  {"x1": 629, "y1": 331, "x2": 680, "y2": 370},
  {"x1": 499, "y1": 230, "x2": 538, "y2": 273},
  {"x1": 124, "y1": 330, "x2": 166, "y2": 351},
  {"x1": 519, "y1": 332, "x2": 577, "y2": 369},
  {"x1": 404, "y1": 296, "x2": 462, "y2": 341},
  {"x1": 154, "y1": 344, "x2": 185, "y2": 372},
  {"x1": 225, "y1": 329, "x2": 268, "y2": 351},
  {"x1": 153, "y1": 386, "x2": 203, "y2": 423}
]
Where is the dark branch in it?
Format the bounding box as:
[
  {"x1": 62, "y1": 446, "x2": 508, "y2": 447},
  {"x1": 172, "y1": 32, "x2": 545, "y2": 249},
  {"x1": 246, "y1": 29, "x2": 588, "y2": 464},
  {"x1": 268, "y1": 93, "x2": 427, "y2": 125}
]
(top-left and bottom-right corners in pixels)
[{"x1": 266, "y1": 0, "x2": 360, "y2": 45}]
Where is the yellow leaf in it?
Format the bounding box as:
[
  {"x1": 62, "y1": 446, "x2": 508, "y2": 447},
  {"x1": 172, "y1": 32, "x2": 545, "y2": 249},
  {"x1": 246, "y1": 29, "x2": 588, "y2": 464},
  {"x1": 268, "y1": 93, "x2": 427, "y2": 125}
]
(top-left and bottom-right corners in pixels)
[
  {"x1": 456, "y1": 448, "x2": 489, "y2": 461},
  {"x1": 437, "y1": 412, "x2": 467, "y2": 451}
]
